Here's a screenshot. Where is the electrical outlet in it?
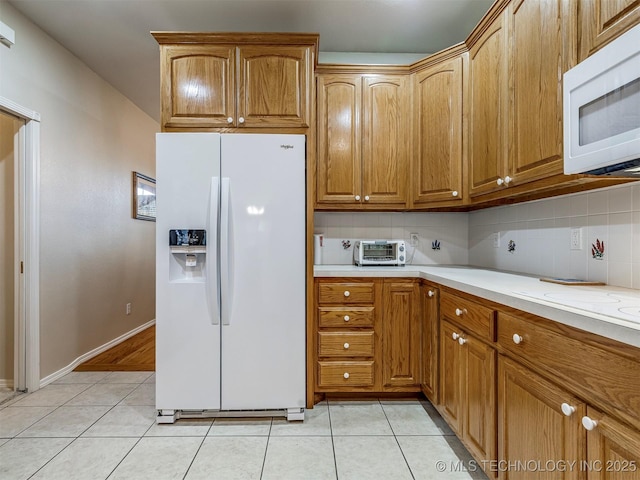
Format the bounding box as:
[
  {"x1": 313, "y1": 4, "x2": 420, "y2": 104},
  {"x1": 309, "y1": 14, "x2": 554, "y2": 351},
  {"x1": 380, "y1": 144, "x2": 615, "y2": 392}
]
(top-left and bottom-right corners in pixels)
[
  {"x1": 410, "y1": 233, "x2": 419, "y2": 246},
  {"x1": 570, "y1": 228, "x2": 583, "y2": 250},
  {"x1": 492, "y1": 232, "x2": 501, "y2": 248},
  {"x1": 126, "y1": 303, "x2": 132, "y2": 315}
]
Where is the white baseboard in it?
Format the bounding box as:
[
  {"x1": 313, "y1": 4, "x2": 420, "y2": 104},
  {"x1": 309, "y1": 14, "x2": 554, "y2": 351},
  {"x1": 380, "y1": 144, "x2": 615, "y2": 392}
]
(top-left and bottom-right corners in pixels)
[
  {"x1": 40, "y1": 319, "x2": 155, "y2": 387},
  {"x1": 0, "y1": 379, "x2": 14, "y2": 388}
]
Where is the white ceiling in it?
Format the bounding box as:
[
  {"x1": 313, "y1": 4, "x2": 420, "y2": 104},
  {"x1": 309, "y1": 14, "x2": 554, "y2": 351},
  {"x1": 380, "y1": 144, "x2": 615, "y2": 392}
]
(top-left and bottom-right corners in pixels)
[{"x1": 7, "y1": 0, "x2": 494, "y2": 122}]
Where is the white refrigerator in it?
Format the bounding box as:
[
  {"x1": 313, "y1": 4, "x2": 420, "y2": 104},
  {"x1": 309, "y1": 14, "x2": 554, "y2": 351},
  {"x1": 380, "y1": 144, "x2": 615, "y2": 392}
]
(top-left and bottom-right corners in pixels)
[{"x1": 155, "y1": 133, "x2": 306, "y2": 423}]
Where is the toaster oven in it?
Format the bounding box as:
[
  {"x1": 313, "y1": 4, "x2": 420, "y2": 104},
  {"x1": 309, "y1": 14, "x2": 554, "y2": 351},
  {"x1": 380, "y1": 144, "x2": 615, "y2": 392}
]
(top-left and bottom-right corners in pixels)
[{"x1": 353, "y1": 240, "x2": 406, "y2": 266}]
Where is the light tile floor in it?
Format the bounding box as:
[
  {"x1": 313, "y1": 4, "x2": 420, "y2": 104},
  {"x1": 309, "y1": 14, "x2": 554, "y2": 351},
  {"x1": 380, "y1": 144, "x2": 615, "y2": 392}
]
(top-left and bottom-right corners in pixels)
[{"x1": 0, "y1": 371, "x2": 488, "y2": 479}]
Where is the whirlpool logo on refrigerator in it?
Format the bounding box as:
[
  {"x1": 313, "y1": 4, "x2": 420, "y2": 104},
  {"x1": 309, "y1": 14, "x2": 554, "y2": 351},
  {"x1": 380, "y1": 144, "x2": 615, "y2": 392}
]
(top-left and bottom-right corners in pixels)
[{"x1": 280, "y1": 144, "x2": 295, "y2": 150}]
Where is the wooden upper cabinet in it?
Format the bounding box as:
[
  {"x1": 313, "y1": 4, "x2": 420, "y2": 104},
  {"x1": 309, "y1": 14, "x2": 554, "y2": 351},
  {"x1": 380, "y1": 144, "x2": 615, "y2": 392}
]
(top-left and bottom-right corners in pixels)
[
  {"x1": 468, "y1": 9, "x2": 509, "y2": 198},
  {"x1": 316, "y1": 73, "x2": 410, "y2": 209},
  {"x1": 160, "y1": 45, "x2": 236, "y2": 129},
  {"x1": 579, "y1": 0, "x2": 640, "y2": 62},
  {"x1": 316, "y1": 74, "x2": 362, "y2": 204},
  {"x1": 412, "y1": 54, "x2": 465, "y2": 207},
  {"x1": 361, "y1": 75, "x2": 410, "y2": 207},
  {"x1": 238, "y1": 46, "x2": 311, "y2": 128},
  {"x1": 508, "y1": 0, "x2": 577, "y2": 187},
  {"x1": 153, "y1": 33, "x2": 318, "y2": 131}
]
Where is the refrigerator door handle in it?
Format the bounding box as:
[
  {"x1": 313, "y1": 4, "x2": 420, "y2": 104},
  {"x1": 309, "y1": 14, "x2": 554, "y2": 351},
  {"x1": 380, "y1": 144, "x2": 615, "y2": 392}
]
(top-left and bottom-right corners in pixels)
[
  {"x1": 206, "y1": 177, "x2": 221, "y2": 325},
  {"x1": 221, "y1": 177, "x2": 233, "y2": 325}
]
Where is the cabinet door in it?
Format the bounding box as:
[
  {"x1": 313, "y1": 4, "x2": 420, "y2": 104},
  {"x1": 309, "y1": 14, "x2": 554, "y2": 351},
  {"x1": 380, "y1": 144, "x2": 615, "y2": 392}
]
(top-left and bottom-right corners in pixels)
[
  {"x1": 160, "y1": 45, "x2": 236, "y2": 129},
  {"x1": 468, "y1": 10, "x2": 509, "y2": 198},
  {"x1": 584, "y1": 407, "x2": 640, "y2": 480},
  {"x1": 361, "y1": 75, "x2": 410, "y2": 207},
  {"x1": 238, "y1": 46, "x2": 311, "y2": 127},
  {"x1": 412, "y1": 56, "x2": 464, "y2": 206},
  {"x1": 421, "y1": 285, "x2": 439, "y2": 403},
  {"x1": 316, "y1": 74, "x2": 362, "y2": 206},
  {"x1": 440, "y1": 320, "x2": 463, "y2": 434},
  {"x1": 508, "y1": 0, "x2": 577, "y2": 186},
  {"x1": 382, "y1": 281, "x2": 420, "y2": 388},
  {"x1": 579, "y1": 0, "x2": 640, "y2": 62},
  {"x1": 498, "y1": 356, "x2": 585, "y2": 480},
  {"x1": 463, "y1": 335, "x2": 496, "y2": 466}
]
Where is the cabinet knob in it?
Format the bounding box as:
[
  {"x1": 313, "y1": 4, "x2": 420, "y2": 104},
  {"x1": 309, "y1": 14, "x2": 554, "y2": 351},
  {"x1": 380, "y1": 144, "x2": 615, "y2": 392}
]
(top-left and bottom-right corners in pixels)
[
  {"x1": 428, "y1": 290, "x2": 435, "y2": 298},
  {"x1": 452, "y1": 332, "x2": 460, "y2": 340},
  {"x1": 455, "y1": 308, "x2": 466, "y2": 317},
  {"x1": 364, "y1": 195, "x2": 370, "y2": 201},
  {"x1": 452, "y1": 191, "x2": 458, "y2": 197},
  {"x1": 344, "y1": 315, "x2": 350, "y2": 322},
  {"x1": 512, "y1": 334, "x2": 523, "y2": 345},
  {"x1": 504, "y1": 175, "x2": 512, "y2": 185},
  {"x1": 343, "y1": 343, "x2": 350, "y2": 349},
  {"x1": 582, "y1": 416, "x2": 598, "y2": 431},
  {"x1": 458, "y1": 336, "x2": 467, "y2": 345},
  {"x1": 497, "y1": 178, "x2": 504, "y2": 186},
  {"x1": 355, "y1": 195, "x2": 361, "y2": 201},
  {"x1": 238, "y1": 117, "x2": 245, "y2": 124},
  {"x1": 344, "y1": 291, "x2": 350, "y2": 297},
  {"x1": 561, "y1": 403, "x2": 576, "y2": 417},
  {"x1": 343, "y1": 372, "x2": 350, "y2": 379},
  {"x1": 227, "y1": 117, "x2": 233, "y2": 124}
]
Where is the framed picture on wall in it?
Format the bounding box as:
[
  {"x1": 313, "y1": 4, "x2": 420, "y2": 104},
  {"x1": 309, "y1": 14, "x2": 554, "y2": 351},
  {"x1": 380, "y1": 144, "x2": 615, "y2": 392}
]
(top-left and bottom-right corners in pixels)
[{"x1": 132, "y1": 171, "x2": 156, "y2": 221}]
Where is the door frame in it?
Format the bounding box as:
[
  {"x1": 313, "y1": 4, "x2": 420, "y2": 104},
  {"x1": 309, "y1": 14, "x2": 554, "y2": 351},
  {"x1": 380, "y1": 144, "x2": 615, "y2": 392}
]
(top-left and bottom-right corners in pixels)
[{"x1": 1, "y1": 96, "x2": 40, "y2": 393}]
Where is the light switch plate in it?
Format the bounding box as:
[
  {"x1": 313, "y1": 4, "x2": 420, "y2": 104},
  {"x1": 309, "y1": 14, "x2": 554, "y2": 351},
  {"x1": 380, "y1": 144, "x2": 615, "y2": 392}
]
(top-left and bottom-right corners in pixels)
[
  {"x1": 570, "y1": 228, "x2": 583, "y2": 250},
  {"x1": 492, "y1": 233, "x2": 500, "y2": 248}
]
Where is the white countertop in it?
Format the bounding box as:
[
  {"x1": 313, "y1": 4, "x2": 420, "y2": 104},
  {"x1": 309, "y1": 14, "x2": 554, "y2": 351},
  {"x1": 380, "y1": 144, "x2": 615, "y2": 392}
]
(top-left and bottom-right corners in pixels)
[{"x1": 314, "y1": 265, "x2": 640, "y2": 348}]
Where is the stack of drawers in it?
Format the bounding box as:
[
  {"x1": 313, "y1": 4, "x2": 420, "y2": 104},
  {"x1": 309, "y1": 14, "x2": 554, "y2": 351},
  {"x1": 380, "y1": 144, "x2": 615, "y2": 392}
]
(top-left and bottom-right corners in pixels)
[{"x1": 316, "y1": 280, "x2": 378, "y2": 391}]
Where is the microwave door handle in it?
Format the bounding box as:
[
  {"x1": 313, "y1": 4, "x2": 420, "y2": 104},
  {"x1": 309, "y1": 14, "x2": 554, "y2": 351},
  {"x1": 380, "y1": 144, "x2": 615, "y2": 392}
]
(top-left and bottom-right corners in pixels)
[
  {"x1": 221, "y1": 177, "x2": 233, "y2": 326},
  {"x1": 206, "y1": 177, "x2": 221, "y2": 325}
]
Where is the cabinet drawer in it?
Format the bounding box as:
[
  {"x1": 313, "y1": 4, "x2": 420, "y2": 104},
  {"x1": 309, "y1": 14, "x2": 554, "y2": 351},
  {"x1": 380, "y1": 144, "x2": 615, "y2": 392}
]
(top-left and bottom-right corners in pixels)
[
  {"x1": 317, "y1": 361, "x2": 374, "y2": 387},
  {"x1": 441, "y1": 292, "x2": 496, "y2": 342},
  {"x1": 318, "y1": 282, "x2": 375, "y2": 305},
  {"x1": 318, "y1": 331, "x2": 375, "y2": 357},
  {"x1": 498, "y1": 312, "x2": 640, "y2": 430},
  {"x1": 318, "y1": 306, "x2": 374, "y2": 327}
]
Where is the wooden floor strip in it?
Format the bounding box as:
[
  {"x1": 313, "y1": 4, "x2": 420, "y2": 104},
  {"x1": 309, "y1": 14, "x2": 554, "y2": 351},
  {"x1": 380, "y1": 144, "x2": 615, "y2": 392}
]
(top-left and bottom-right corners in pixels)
[{"x1": 75, "y1": 325, "x2": 155, "y2": 371}]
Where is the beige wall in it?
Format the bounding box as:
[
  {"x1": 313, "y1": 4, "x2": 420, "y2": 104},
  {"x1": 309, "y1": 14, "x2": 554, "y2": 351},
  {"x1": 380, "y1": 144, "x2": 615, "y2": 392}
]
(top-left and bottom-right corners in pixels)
[
  {"x1": 0, "y1": 1, "x2": 159, "y2": 379},
  {"x1": 0, "y1": 112, "x2": 21, "y2": 384}
]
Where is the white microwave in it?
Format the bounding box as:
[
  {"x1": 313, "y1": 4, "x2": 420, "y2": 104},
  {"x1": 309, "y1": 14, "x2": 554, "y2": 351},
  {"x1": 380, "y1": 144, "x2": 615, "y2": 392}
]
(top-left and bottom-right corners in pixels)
[{"x1": 563, "y1": 23, "x2": 640, "y2": 177}]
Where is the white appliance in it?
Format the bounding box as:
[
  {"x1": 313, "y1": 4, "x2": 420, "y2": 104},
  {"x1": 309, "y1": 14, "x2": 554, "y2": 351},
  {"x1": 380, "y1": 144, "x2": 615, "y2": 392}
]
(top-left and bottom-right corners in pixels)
[
  {"x1": 353, "y1": 240, "x2": 406, "y2": 266},
  {"x1": 563, "y1": 23, "x2": 640, "y2": 177},
  {"x1": 155, "y1": 133, "x2": 306, "y2": 423}
]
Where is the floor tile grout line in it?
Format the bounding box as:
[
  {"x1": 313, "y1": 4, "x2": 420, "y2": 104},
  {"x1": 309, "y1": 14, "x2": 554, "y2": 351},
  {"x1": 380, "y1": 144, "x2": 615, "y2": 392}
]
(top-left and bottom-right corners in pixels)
[
  {"x1": 327, "y1": 402, "x2": 340, "y2": 480},
  {"x1": 379, "y1": 399, "x2": 417, "y2": 480},
  {"x1": 104, "y1": 432, "x2": 147, "y2": 479},
  {"x1": 258, "y1": 419, "x2": 272, "y2": 480},
  {"x1": 25, "y1": 436, "x2": 77, "y2": 479},
  {"x1": 180, "y1": 432, "x2": 209, "y2": 480}
]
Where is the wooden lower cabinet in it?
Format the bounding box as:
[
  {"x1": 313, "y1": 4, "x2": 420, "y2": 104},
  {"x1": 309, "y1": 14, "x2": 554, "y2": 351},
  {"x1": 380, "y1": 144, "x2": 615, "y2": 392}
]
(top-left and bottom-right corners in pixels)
[
  {"x1": 498, "y1": 355, "x2": 585, "y2": 480},
  {"x1": 440, "y1": 319, "x2": 496, "y2": 472},
  {"x1": 584, "y1": 407, "x2": 640, "y2": 480},
  {"x1": 314, "y1": 277, "x2": 420, "y2": 396},
  {"x1": 382, "y1": 280, "x2": 420, "y2": 388},
  {"x1": 421, "y1": 284, "x2": 439, "y2": 403}
]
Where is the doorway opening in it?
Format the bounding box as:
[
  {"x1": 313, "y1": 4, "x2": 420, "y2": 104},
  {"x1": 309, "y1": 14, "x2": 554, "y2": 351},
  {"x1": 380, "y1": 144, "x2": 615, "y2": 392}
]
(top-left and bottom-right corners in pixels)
[{"x1": 0, "y1": 96, "x2": 41, "y2": 398}]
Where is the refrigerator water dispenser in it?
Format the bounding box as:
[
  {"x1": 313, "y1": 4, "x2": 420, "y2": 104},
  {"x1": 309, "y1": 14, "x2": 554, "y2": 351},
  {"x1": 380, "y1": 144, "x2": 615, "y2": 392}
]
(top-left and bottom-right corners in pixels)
[{"x1": 169, "y1": 229, "x2": 207, "y2": 282}]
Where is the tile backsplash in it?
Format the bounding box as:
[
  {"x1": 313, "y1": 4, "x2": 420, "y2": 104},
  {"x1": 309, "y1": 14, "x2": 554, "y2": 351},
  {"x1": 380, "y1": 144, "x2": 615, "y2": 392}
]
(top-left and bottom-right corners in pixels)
[
  {"x1": 468, "y1": 182, "x2": 640, "y2": 289},
  {"x1": 314, "y1": 212, "x2": 469, "y2": 266},
  {"x1": 315, "y1": 182, "x2": 640, "y2": 289}
]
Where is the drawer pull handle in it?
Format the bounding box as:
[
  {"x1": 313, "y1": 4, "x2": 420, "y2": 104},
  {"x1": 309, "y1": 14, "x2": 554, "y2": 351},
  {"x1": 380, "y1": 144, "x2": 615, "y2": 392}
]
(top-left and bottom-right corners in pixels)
[
  {"x1": 343, "y1": 343, "x2": 350, "y2": 349},
  {"x1": 452, "y1": 332, "x2": 460, "y2": 341},
  {"x1": 344, "y1": 315, "x2": 350, "y2": 322},
  {"x1": 561, "y1": 403, "x2": 576, "y2": 417},
  {"x1": 344, "y1": 291, "x2": 350, "y2": 297},
  {"x1": 582, "y1": 416, "x2": 598, "y2": 431},
  {"x1": 455, "y1": 308, "x2": 466, "y2": 316},
  {"x1": 458, "y1": 337, "x2": 467, "y2": 346},
  {"x1": 343, "y1": 372, "x2": 350, "y2": 379},
  {"x1": 428, "y1": 290, "x2": 435, "y2": 297},
  {"x1": 512, "y1": 334, "x2": 523, "y2": 345}
]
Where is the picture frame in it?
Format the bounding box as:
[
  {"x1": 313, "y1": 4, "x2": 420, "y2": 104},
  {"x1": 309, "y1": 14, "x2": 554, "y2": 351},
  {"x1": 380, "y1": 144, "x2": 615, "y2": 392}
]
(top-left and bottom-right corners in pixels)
[{"x1": 132, "y1": 171, "x2": 156, "y2": 221}]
